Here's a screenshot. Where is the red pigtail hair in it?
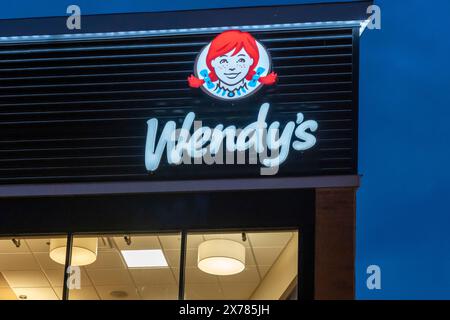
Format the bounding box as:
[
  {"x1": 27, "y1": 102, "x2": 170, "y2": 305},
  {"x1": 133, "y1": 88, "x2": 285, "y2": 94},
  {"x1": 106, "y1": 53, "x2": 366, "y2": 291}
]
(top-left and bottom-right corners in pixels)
[
  {"x1": 187, "y1": 75, "x2": 205, "y2": 88},
  {"x1": 245, "y1": 70, "x2": 278, "y2": 86},
  {"x1": 258, "y1": 72, "x2": 278, "y2": 85},
  {"x1": 188, "y1": 71, "x2": 219, "y2": 88}
]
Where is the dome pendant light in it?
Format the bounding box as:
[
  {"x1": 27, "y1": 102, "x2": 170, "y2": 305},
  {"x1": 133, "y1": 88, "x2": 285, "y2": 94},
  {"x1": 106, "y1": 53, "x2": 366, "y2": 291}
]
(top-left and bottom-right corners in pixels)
[
  {"x1": 49, "y1": 238, "x2": 98, "y2": 266},
  {"x1": 198, "y1": 239, "x2": 245, "y2": 276}
]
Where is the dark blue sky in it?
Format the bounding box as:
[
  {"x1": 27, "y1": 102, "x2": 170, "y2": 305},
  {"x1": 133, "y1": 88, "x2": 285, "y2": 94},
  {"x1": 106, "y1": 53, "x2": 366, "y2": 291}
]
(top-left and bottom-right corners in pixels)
[
  {"x1": 357, "y1": 0, "x2": 450, "y2": 299},
  {"x1": 1, "y1": 0, "x2": 449, "y2": 299},
  {"x1": 0, "y1": 0, "x2": 334, "y2": 19}
]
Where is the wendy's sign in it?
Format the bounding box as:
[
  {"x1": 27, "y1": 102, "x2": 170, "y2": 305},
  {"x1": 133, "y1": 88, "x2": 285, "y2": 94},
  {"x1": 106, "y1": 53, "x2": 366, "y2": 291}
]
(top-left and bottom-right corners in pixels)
[
  {"x1": 188, "y1": 30, "x2": 277, "y2": 100},
  {"x1": 0, "y1": 26, "x2": 357, "y2": 184},
  {"x1": 144, "y1": 30, "x2": 320, "y2": 175},
  {"x1": 144, "y1": 102, "x2": 318, "y2": 175}
]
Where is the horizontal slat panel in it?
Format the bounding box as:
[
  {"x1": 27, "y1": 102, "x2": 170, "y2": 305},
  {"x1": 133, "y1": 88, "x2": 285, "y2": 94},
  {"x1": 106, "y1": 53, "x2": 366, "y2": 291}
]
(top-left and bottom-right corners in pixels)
[{"x1": 0, "y1": 27, "x2": 357, "y2": 183}]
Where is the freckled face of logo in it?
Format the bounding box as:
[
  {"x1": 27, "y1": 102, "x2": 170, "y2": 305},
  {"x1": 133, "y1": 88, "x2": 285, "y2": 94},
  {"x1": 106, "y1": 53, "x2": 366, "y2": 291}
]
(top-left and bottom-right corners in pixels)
[{"x1": 188, "y1": 30, "x2": 277, "y2": 100}]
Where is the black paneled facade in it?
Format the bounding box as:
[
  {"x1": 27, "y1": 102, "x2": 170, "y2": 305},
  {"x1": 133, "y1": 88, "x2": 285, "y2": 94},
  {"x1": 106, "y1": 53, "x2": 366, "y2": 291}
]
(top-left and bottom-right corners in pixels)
[{"x1": 0, "y1": 28, "x2": 358, "y2": 183}]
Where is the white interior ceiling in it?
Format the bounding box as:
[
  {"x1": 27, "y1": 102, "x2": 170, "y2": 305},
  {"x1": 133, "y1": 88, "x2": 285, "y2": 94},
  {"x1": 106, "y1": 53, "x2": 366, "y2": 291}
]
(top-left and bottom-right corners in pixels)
[
  {"x1": 185, "y1": 232, "x2": 296, "y2": 300},
  {"x1": 0, "y1": 237, "x2": 65, "y2": 300},
  {"x1": 0, "y1": 231, "x2": 297, "y2": 300}
]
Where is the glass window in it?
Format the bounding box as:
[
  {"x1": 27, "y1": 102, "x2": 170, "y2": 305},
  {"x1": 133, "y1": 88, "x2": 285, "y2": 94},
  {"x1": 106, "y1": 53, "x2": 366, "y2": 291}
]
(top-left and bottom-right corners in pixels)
[
  {"x1": 0, "y1": 236, "x2": 67, "y2": 300},
  {"x1": 1, "y1": 231, "x2": 298, "y2": 300},
  {"x1": 68, "y1": 233, "x2": 180, "y2": 300},
  {"x1": 184, "y1": 230, "x2": 298, "y2": 300}
]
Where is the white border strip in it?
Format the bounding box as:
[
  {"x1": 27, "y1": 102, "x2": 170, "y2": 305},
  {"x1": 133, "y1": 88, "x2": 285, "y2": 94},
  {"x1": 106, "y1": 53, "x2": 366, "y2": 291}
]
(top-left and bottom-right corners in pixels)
[
  {"x1": 359, "y1": 18, "x2": 371, "y2": 36},
  {"x1": 0, "y1": 20, "x2": 364, "y2": 43}
]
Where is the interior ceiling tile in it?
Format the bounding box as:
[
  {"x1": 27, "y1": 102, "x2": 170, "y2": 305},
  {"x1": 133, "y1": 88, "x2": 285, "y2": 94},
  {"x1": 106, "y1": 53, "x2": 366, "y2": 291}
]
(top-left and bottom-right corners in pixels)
[
  {"x1": 171, "y1": 249, "x2": 198, "y2": 268},
  {"x1": 52, "y1": 286, "x2": 63, "y2": 300},
  {"x1": 186, "y1": 249, "x2": 199, "y2": 268},
  {"x1": 84, "y1": 251, "x2": 125, "y2": 270},
  {"x1": 86, "y1": 269, "x2": 134, "y2": 286},
  {"x1": 139, "y1": 284, "x2": 178, "y2": 300},
  {"x1": 0, "y1": 240, "x2": 30, "y2": 254},
  {"x1": 12, "y1": 287, "x2": 58, "y2": 300},
  {"x1": 248, "y1": 232, "x2": 294, "y2": 248},
  {"x1": 64, "y1": 286, "x2": 100, "y2": 300},
  {"x1": 0, "y1": 287, "x2": 17, "y2": 300},
  {"x1": 2, "y1": 270, "x2": 50, "y2": 288},
  {"x1": 185, "y1": 283, "x2": 224, "y2": 300},
  {"x1": 0, "y1": 272, "x2": 10, "y2": 287},
  {"x1": 186, "y1": 235, "x2": 205, "y2": 249},
  {"x1": 171, "y1": 268, "x2": 179, "y2": 283},
  {"x1": 158, "y1": 235, "x2": 181, "y2": 251},
  {"x1": 113, "y1": 235, "x2": 160, "y2": 250},
  {"x1": 78, "y1": 268, "x2": 94, "y2": 287},
  {"x1": 245, "y1": 247, "x2": 257, "y2": 266},
  {"x1": 130, "y1": 268, "x2": 177, "y2": 286},
  {"x1": 218, "y1": 266, "x2": 260, "y2": 284},
  {"x1": 160, "y1": 249, "x2": 180, "y2": 269},
  {"x1": 95, "y1": 285, "x2": 140, "y2": 300},
  {"x1": 185, "y1": 266, "x2": 220, "y2": 285},
  {"x1": 0, "y1": 254, "x2": 40, "y2": 272},
  {"x1": 25, "y1": 239, "x2": 54, "y2": 253},
  {"x1": 43, "y1": 269, "x2": 65, "y2": 288},
  {"x1": 91, "y1": 238, "x2": 108, "y2": 251},
  {"x1": 33, "y1": 252, "x2": 64, "y2": 270},
  {"x1": 221, "y1": 282, "x2": 259, "y2": 300},
  {"x1": 258, "y1": 265, "x2": 272, "y2": 279},
  {"x1": 252, "y1": 247, "x2": 284, "y2": 266}
]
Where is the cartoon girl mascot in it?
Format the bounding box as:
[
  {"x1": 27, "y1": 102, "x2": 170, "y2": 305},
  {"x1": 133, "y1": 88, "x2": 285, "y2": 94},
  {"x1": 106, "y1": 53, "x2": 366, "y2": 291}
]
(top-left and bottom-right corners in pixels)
[{"x1": 188, "y1": 30, "x2": 277, "y2": 99}]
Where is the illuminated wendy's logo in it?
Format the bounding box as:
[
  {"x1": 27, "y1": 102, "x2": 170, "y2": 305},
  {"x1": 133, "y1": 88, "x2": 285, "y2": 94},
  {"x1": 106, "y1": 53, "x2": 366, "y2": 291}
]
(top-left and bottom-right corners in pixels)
[{"x1": 188, "y1": 30, "x2": 277, "y2": 100}]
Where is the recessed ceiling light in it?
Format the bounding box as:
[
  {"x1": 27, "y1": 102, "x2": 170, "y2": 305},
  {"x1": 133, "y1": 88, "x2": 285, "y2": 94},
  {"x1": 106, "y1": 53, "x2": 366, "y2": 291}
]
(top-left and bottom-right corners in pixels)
[{"x1": 121, "y1": 249, "x2": 168, "y2": 268}]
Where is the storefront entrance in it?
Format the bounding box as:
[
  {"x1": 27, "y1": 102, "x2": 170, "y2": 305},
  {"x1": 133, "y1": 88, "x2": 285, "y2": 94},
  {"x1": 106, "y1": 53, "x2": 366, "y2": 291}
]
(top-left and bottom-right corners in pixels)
[
  {"x1": 0, "y1": 189, "x2": 314, "y2": 300},
  {"x1": 0, "y1": 186, "x2": 357, "y2": 300}
]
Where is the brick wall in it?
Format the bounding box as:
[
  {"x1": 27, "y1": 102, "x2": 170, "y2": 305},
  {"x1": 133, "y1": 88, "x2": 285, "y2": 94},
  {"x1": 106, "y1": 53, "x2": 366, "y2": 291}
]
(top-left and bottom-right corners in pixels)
[{"x1": 315, "y1": 188, "x2": 356, "y2": 299}]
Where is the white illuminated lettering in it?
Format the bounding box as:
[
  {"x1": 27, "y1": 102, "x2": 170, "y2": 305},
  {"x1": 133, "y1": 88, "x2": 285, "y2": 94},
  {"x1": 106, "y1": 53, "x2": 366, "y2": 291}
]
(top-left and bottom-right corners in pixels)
[
  {"x1": 292, "y1": 113, "x2": 318, "y2": 151},
  {"x1": 263, "y1": 120, "x2": 296, "y2": 168},
  {"x1": 188, "y1": 126, "x2": 212, "y2": 159},
  {"x1": 209, "y1": 124, "x2": 225, "y2": 155},
  {"x1": 145, "y1": 118, "x2": 176, "y2": 171},
  {"x1": 224, "y1": 125, "x2": 238, "y2": 153},
  {"x1": 236, "y1": 102, "x2": 269, "y2": 153},
  {"x1": 170, "y1": 112, "x2": 195, "y2": 164},
  {"x1": 144, "y1": 103, "x2": 318, "y2": 172}
]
